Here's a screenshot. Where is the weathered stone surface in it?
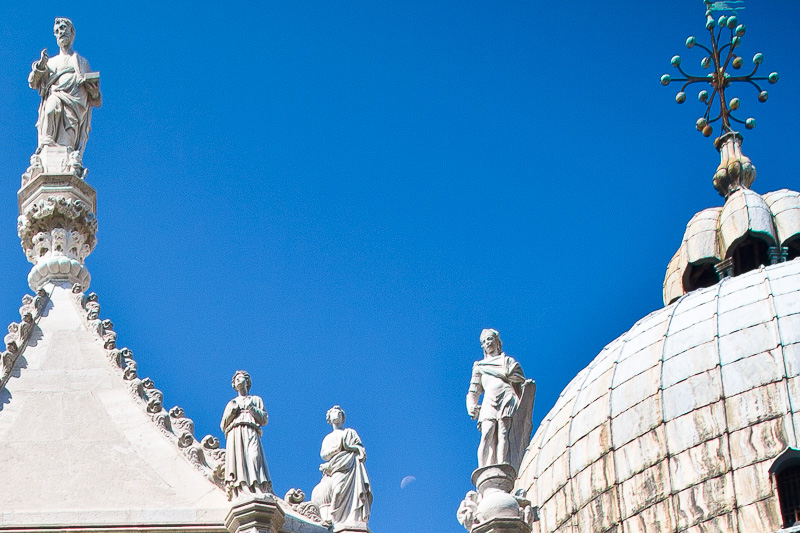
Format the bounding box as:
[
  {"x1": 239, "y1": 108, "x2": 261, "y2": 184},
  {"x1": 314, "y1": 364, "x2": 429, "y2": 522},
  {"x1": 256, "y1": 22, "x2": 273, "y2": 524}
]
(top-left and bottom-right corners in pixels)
[
  {"x1": 668, "y1": 435, "x2": 730, "y2": 493},
  {"x1": 736, "y1": 497, "x2": 782, "y2": 532},
  {"x1": 673, "y1": 473, "x2": 734, "y2": 530},
  {"x1": 517, "y1": 261, "x2": 800, "y2": 533},
  {"x1": 620, "y1": 500, "x2": 673, "y2": 533},
  {"x1": 574, "y1": 488, "x2": 618, "y2": 533},
  {"x1": 618, "y1": 461, "x2": 669, "y2": 519}
]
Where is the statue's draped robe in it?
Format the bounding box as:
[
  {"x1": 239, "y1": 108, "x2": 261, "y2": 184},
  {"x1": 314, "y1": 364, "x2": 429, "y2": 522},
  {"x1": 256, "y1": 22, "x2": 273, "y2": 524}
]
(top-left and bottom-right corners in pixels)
[
  {"x1": 311, "y1": 428, "x2": 372, "y2": 525},
  {"x1": 220, "y1": 395, "x2": 272, "y2": 496},
  {"x1": 28, "y1": 51, "x2": 101, "y2": 156},
  {"x1": 468, "y1": 353, "x2": 535, "y2": 472}
]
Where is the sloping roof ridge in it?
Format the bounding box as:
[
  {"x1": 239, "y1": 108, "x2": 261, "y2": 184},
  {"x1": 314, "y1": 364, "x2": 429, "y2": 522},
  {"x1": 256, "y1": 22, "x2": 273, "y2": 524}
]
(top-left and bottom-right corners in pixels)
[
  {"x1": 68, "y1": 284, "x2": 228, "y2": 493},
  {"x1": 0, "y1": 287, "x2": 49, "y2": 393}
]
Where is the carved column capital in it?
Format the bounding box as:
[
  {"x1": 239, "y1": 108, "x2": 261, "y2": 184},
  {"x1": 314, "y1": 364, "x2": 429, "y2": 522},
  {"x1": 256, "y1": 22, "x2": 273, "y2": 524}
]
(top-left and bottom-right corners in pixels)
[
  {"x1": 224, "y1": 496, "x2": 285, "y2": 533},
  {"x1": 17, "y1": 173, "x2": 97, "y2": 291}
]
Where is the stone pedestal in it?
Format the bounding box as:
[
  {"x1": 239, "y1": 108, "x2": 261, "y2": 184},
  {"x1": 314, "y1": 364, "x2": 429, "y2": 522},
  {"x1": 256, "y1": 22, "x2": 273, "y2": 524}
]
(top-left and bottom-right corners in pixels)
[
  {"x1": 224, "y1": 496, "x2": 286, "y2": 533},
  {"x1": 333, "y1": 524, "x2": 372, "y2": 533},
  {"x1": 473, "y1": 517, "x2": 530, "y2": 533},
  {"x1": 17, "y1": 172, "x2": 97, "y2": 291}
]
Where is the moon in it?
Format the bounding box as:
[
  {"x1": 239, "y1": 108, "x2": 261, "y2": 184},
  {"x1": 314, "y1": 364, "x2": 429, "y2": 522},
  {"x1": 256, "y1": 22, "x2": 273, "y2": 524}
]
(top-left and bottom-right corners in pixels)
[{"x1": 400, "y1": 475, "x2": 417, "y2": 489}]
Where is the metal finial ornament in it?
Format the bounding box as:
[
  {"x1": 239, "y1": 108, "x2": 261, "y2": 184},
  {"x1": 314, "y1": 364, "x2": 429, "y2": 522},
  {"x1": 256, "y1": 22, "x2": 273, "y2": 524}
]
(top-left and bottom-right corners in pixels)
[{"x1": 660, "y1": 0, "x2": 778, "y2": 139}]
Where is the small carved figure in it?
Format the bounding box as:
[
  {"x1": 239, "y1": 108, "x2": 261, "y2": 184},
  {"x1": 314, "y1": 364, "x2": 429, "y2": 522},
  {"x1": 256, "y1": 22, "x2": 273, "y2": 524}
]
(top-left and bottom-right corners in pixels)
[
  {"x1": 220, "y1": 370, "x2": 272, "y2": 500},
  {"x1": 466, "y1": 329, "x2": 535, "y2": 472},
  {"x1": 21, "y1": 154, "x2": 43, "y2": 185},
  {"x1": 65, "y1": 150, "x2": 87, "y2": 178},
  {"x1": 310, "y1": 405, "x2": 372, "y2": 527},
  {"x1": 457, "y1": 490, "x2": 480, "y2": 531},
  {"x1": 28, "y1": 18, "x2": 101, "y2": 157}
]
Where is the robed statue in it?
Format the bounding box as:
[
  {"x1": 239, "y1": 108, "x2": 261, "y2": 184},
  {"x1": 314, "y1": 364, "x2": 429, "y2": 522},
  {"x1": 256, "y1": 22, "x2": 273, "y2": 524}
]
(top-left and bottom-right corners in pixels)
[
  {"x1": 28, "y1": 18, "x2": 101, "y2": 159},
  {"x1": 311, "y1": 405, "x2": 372, "y2": 528},
  {"x1": 220, "y1": 370, "x2": 272, "y2": 500},
  {"x1": 466, "y1": 329, "x2": 535, "y2": 473}
]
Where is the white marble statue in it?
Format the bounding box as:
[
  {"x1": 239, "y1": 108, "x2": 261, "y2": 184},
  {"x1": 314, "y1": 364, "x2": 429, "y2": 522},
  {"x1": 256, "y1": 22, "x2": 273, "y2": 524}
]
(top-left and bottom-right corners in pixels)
[
  {"x1": 28, "y1": 18, "x2": 101, "y2": 158},
  {"x1": 220, "y1": 370, "x2": 272, "y2": 500},
  {"x1": 311, "y1": 405, "x2": 372, "y2": 527},
  {"x1": 466, "y1": 329, "x2": 535, "y2": 472}
]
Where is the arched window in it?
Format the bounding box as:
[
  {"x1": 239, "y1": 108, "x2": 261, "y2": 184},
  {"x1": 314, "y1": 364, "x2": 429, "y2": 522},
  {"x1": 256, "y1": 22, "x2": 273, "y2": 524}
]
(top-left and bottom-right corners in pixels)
[{"x1": 770, "y1": 448, "x2": 800, "y2": 528}]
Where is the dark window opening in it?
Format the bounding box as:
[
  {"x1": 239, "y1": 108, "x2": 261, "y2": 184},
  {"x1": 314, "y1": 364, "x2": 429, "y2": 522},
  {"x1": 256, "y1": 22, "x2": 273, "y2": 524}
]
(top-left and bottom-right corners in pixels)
[
  {"x1": 778, "y1": 465, "x2": 800, "y2": 527},
  {"x1": 731, "y1": 238, "x2": 770, "y2": 276},
  {"x1": 786, "y1": 238, "x2": 800, "y2": 261},
  {"x1": 683, "y1": 262, "x2": 720, "y2": 293}
]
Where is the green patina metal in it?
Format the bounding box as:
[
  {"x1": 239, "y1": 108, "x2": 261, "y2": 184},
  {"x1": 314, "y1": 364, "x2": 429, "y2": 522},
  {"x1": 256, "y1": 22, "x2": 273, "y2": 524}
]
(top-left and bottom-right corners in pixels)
[{"x1": 660, "y1": 0, "x2": 778, "y2": 138}]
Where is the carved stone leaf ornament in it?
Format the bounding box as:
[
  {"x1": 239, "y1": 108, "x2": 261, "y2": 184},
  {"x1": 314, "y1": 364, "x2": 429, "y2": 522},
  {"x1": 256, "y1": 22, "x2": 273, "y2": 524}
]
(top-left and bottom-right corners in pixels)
[{"x1": 0, "y1": 291, "x2": 51, "y2": 390}]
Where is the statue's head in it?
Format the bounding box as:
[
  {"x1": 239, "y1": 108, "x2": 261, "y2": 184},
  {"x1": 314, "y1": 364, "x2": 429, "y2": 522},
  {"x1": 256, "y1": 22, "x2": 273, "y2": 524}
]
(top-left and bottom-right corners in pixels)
[
  {"x1": 53, "y1": 18, "x2": 75, "y2": 49},
  {"x1": 480, "y1": 328, "x2": 502, "y2": 357},
  {"x1": 231, "y1": 370, "x2": 251, "y2": 393},
  {"x1": 326, "y1": 405, "x2": 346, "y2": 426}
]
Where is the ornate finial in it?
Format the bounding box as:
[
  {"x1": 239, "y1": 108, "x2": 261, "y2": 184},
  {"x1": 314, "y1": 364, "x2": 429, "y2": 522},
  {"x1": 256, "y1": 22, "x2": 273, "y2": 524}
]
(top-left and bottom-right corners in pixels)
[
  {"x1": 660, "y1": 1, "x2": 778, "y2": 139},
  {"x1": 661, "y1": 1, "x2": 778, "y2": 197}
]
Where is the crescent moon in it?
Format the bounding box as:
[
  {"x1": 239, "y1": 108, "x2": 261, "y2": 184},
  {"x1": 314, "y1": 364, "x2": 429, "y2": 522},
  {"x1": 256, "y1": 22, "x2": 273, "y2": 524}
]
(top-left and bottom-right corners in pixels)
[{"x1": 400, "y1": 475, "x2": 417, "y2": 489}]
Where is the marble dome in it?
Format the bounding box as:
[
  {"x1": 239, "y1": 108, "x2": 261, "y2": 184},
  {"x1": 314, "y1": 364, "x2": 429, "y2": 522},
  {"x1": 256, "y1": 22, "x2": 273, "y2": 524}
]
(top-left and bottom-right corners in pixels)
[{"x1": 516, "y1": 258, "x2": 800, "y2": 533}]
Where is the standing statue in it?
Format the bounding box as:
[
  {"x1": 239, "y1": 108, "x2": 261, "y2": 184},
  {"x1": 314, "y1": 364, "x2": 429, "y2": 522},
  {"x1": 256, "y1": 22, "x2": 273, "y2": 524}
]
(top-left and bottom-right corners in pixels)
[
  {"x1": 220, "y1": 370, "x2": 272, "y2": 500},
  {"x1": 28, "y1": 18, "x2": 101, "y2": 159},
  {"x1": 466, "y1": 329, "x2": 535, "y2": 472},
  {"x1": 311, "y1": 406, "x2": 372, "y2": 528}
]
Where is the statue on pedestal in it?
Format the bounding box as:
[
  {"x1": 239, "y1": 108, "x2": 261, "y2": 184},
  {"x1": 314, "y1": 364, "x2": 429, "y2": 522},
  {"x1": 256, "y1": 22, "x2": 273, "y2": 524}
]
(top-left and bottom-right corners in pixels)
[
  {"x1": 459, "y1": 329, "x2": 535, "y2": 533},
  {"x1": 28, "y1": 18, "x2": 101, "y2": 163},
  {"x1": 220, "y1": 370, "x2": 272, "y2": 500},
  {"x1": 311, "y1": 405, "x2": 372, "y2": 528},
  {"x1": 467, "y1": 329, "x2": 535, "y2": 472}
]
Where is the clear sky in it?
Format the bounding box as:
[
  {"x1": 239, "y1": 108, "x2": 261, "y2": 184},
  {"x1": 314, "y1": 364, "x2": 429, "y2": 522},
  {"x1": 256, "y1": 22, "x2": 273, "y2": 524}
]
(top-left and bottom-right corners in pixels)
[{"x1": 0, "y1": 2, "x2": 798, "y2": 532}]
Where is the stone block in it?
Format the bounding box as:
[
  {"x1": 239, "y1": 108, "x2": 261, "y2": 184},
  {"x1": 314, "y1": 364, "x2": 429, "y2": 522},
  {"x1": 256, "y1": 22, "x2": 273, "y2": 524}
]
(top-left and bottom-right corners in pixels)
[
  {"x1": 536, "y1": 451, "x2": 570, "y2": 503},
  {"x1": 663, "y1": 369, "x2": 722, "y2": 420},
  {"x1": 618, "y1": 461, "x2": 669, "y2": 519},
  {"x1": 732, "y1": 459, "x2": 774, "y2": 507},
  {"x1": 673, "y1": 473, "x2": 734, "y2": 530},
  {"x1": 773, "y1": 291, "x2": 800, "y2": 317},
  {"x1": 728, "y1": 417, "x2": 788, "y2": 469},
  {"x1": 224, "y1": 496, "x2": 285, "y2": 533},
  {"x1": 663, "y1": 318, "x2": 715, "y2": 359},
  {"x1": 668, "y1": 301, "x2": 717, "y2": 335},
  {"x1": 569, "y1": 423, "x2": 611, "y2": 475},
  {"x1": 571, "y1": 451, "x2": 614, "y2": 505},
  {"x1": 574, "y1": 488, "x2": 618, "y2": 533},
  {"x1": 618, "y1": 315, "x2": 670, "y2": 357},
  {"x1": 722, "y1": 349, "x2": 783, "y2": 397},
  {"x1": 573, "y1": 367, "x2": 613, "y2": 415},
  {"x1": 569, "y1": 395, "x2": 608, "y2": 445},
  {"x1": 718, "y1": 320, "x2": 780, "y2": 365},
  {"x1": 736, "y1": 497, "x2": 782, "y2": 532},
  {"x1": 780, "y1": 313, "x2": 800, "y2": 345},
  {"x1": 680, "y1": 512, "x2": 737, "y2": 533},
  {"x1": 538, "y1": 484, "x2": 572, "y2": 533},
  {"x1": 473, "y1": 517, "x2": 531, "y2": 533},
  {"x1": 718, "y1": 299, "x2": 773, "y2": 336},
  {"x1": 718, "y1": 281, "x2": 768, "y2": 312},
  {"x1": 611, "y1": 393, "x2": 661, "y2": 449},
  {"x1": 661, "y1": 341, "x2": 717, "y2": 389},
  {"x1": 620, "y1": 500, "x2": 673, "y2": 533},
  {"x1": 668, "y1": 435, "x2": 730, "y2": 493},
  {"x1": 614, "y1": 425, "x2": 667, "y2": 483},
  {"x1": 771, "y1": 271, "x2": 800, "y2": 295},
  {"x1": 611, "y1": 365, "x2": 660, "y2": 415},
  {"x1": 725, "y1": 382, "x2": 789, "y2": 432},
  {"x1": 537, "y1": 421, "x2": 571, "y2": 472},
  {"x1": 612, "y1": 341, "x2": 662, "y2": 388}
]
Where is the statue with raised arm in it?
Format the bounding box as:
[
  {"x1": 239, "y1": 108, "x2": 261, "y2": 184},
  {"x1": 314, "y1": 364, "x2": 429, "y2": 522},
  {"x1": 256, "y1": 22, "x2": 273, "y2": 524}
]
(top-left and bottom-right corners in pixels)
[
  {"x1": 220, "y1": 370, "x2": 272, "y2": 500},
  {"x1": 311, "y1": 405, "x2": 372, "y2": 528},
  {"x1": 28, "y1": 18, "x2": 101, "y2": 161},
  {"x1": 467, "y1": 329, "x2": 535, "y2": 473}
]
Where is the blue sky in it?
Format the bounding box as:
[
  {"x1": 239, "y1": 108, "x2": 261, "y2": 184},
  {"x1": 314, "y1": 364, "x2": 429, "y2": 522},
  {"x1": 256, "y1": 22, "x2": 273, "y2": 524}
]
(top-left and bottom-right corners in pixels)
[{"x1": 0, "y1": 2, "x2": 798, "y2": 532}]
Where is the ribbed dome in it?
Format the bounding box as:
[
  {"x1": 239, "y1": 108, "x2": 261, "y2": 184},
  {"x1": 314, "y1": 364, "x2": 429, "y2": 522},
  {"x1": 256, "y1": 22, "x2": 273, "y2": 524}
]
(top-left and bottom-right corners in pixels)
[{"x1": 517, "y1": 259, "x2": 800, "y2": 533}]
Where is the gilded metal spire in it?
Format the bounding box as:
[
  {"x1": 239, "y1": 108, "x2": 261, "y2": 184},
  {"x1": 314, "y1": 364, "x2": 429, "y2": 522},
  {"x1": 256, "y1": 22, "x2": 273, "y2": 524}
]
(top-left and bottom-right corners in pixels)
[{"x1": 661, "y1": 0, "x2": 778, "y2": 139}]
